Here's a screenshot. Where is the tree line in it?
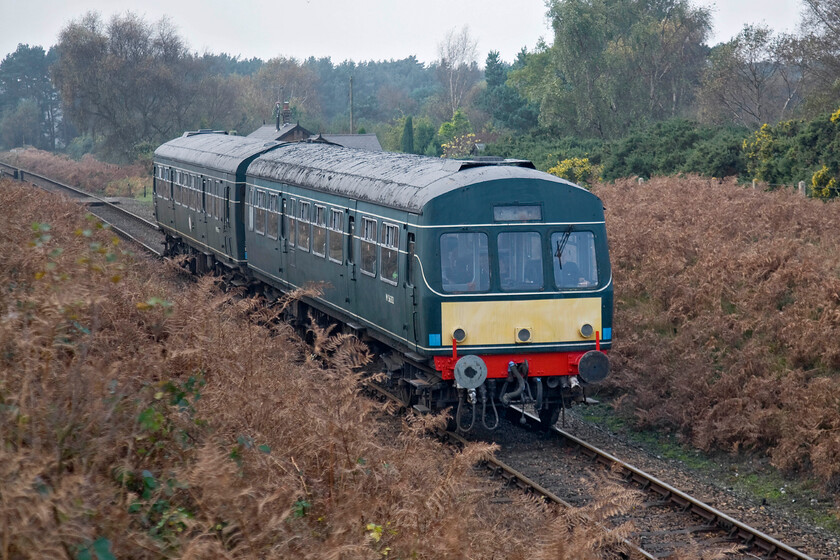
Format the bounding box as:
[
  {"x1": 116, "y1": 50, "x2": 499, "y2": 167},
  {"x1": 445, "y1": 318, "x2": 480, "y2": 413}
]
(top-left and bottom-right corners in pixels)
[{"x1": 0, "y1": 1, "x2": 838, "y2": 191}]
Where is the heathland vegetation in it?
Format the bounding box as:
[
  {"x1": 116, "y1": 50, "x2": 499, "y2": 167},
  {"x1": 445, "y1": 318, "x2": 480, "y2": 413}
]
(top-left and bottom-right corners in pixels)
[
  {"x1": 0, "y1": 179, "x2": 651, "y2": 558},
  {"x1": 4, "y1": 0, "x2": 840, "y2": 544},
  {"x1": 599, "y1": 176, "x2": 840, "y2": 491}
]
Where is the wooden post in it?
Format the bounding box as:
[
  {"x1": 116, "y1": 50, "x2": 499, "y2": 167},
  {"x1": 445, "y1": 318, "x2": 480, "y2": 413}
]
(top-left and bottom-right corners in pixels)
[{"x1": 349, "y1": 76, "x2": 354, "y2": 134}]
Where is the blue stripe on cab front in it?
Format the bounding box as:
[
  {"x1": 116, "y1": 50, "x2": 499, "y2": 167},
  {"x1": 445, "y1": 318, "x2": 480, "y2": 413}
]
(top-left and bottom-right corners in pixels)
[
  {"x1": 602, "y1": 328, "x2": 612, "y2": 340},
  {"x1": 429, "y1": 334, "x2": 442, "y2": 346}
]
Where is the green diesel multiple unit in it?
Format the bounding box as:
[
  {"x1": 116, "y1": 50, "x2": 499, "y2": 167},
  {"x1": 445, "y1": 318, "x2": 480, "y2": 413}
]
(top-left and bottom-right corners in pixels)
[{"x1": 154, "y1": 131, "x2": 613, "y2": 431}]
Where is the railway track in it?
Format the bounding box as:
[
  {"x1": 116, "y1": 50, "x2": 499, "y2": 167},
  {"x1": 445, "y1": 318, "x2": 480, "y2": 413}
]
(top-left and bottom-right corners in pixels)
[
  {"x1": 3, "y1": 161, "x2": 824, "y2": 559},
  {"x1": 0, "y1": 160, "x2": 165, "y2": 255},
  {"x1": 372, "y1": 375, "x2": 819, "y2": 559}
]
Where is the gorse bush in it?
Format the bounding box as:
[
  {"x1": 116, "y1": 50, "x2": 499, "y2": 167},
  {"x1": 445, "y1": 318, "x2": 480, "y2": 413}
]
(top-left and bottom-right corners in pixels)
[
  {"x1": 547, "y1": 157, "x2": 600, "y2": 187},
  {"x1": 600, "y1": 119, "x2": 749, "y2": 181},
  {"x1": 597, "y1": 176, "x2": 840, "y2": 489},
  {"x1": 741, "y1": 114, "x2": 840, "y2": 191},
  {"x1": 0, "y1": 179, "x2": 641, "y2": 558}
]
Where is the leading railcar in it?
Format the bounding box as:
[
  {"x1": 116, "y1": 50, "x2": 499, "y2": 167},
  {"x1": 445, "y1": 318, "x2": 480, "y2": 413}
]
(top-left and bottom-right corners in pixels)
[{"x1": 153, "y1": 131, "x2": 612, "y2": 431}]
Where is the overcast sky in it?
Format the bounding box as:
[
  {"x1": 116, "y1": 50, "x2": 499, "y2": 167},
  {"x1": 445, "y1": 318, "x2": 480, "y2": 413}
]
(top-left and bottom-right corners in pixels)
[{"x1": 1, "y1": 0, "x2": 805, "y2": 65}]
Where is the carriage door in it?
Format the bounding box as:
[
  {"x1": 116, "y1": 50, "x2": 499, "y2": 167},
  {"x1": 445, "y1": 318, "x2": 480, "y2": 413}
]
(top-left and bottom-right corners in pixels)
[
  {"x1": 341, "y1": 203, "x2": 356, "y2": 307},
  {"x1": 167, "y1": 168, "x2": 176, "y2": 223},
  {"x1": 224, "y1": 183, "x2": 232, "y2": 257},
  {"x1": 404, "y1": 232, "x2": 417, "y2": 345},
  {"x1": 286, "y1": 197, "x2": 296, "y2": 270}
]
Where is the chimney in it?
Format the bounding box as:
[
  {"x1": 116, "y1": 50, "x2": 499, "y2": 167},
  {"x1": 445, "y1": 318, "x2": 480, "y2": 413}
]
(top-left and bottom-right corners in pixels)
[{"x1": 282, "y1": 102, "x2": 292, "y2": 126}]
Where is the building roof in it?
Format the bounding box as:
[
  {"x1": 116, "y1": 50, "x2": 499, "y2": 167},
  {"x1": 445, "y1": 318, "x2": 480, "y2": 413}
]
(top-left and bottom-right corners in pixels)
[
  {"x1": 247, "y1": 123, "x2": 313, "y2": 142},
  {"x1": 314, "y1": 133, "x2": 383, "y2": 151}
]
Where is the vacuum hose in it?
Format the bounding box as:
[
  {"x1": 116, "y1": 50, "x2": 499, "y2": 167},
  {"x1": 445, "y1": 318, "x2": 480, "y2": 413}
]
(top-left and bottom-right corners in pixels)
[{"x1": 500, "y1": 361, "x2": 526, "y2": 405}]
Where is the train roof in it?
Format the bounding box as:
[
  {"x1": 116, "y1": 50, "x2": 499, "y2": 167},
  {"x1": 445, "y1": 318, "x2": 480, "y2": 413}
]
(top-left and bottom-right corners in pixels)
[
  {"x1": 247, "y1": 142, "x2": 581, "y2": 213},
  {"x1": 154, "y1": 132, "x2": 280, "y2": 175}
]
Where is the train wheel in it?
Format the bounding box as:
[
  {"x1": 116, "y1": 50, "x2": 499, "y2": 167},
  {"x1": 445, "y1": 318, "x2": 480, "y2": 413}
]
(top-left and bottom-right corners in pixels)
[{"x1": 537, "y1": 404, "x2": 561, "y2": 431}]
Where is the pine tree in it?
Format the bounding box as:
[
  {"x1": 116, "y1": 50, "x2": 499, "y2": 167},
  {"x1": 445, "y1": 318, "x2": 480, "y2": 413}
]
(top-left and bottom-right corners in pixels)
[{"x1": 401, "y1": 116, "x2": 415, "y2": 154}]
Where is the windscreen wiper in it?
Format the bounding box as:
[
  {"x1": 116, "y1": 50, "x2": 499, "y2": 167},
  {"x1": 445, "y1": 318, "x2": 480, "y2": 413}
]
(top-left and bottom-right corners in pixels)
[{"x1": 555, "y1": 226, "x2": 572, "y2": 269}]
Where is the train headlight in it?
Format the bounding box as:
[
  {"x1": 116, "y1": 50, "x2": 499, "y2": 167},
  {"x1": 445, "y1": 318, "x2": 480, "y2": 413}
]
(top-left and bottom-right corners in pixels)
[
  {"x1": 452, "y1": 328, "x2": 467, "y2": 343},
  {"x1": 515, "y1": 327, "x2": 532, "y2": 343},
  {"x1": 579, "y1": 323, "x2": 594, "y2": 338}
]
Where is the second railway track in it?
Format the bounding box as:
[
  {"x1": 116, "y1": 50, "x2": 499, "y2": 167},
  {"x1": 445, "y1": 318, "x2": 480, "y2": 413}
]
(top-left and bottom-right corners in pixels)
[{"x1": 1, "y1": 160, "x2": 165, "y2": 256}]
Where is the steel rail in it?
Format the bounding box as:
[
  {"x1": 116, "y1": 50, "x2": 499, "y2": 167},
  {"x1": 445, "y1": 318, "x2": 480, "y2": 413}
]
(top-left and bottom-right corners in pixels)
[
  {"x1": 367, "y1": 382, "x2": 656, "y2": 560},
  {"x1": 503, "y1": 408, "x2": 817, "y2": 560}
]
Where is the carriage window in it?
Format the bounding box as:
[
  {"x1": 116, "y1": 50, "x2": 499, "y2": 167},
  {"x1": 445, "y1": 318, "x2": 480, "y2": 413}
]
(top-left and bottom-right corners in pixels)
[
  {"x1": 287, "y1": 199, "x2": 296, "y2": 247},
  {"x1": 267, "y1": 193, "x2": 279, "y2": 239},
  {"x1": 498, "y1": 232, "x2": 543, "y2": 291},
  {"x1": 255, "y1": 191, "x2": 266, "y2": 235},
  {"x1": 328, "y1": 209, "x2": 343, "y2": 263},
  {"x1": 360, "y1": 217, "x2": 377, "y2": 276},
  {"x1": 440, "y1": 233, "x2": 489, "y2": 293},
  {"x1": 297, "y1": 201, "x2": 310, "y2": 251},
  {"x1": 156, "y1": 168, "x2": 168, "y2": 200},
  {"x1": 552, "y1": 231, "x2": 598, "y2": 289},
  {"x1": 313, "y1": 205, "x2": 326, "y2": 257},
  {"x1": 380, "y1": 223, "x2": 399, "y2": 285}
]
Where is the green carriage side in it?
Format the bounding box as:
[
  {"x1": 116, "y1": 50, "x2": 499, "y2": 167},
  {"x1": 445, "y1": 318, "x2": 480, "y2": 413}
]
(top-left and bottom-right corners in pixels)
[
  {"x1": 153, "y1": 132, "x2": 280, "y2": 267},
  {"x1": 243, "y1": 143, "x2": 613, "y2": 374}
]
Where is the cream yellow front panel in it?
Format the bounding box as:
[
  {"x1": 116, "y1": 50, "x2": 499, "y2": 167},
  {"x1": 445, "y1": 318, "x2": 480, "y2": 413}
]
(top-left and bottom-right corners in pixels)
[{"x1": 441, "y1": 298, "x2": 602, "y2": 346}]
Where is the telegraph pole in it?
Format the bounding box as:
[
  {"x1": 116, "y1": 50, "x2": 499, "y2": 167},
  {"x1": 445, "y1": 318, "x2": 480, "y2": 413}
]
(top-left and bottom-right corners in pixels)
[{"x1": 349, "y1": 75, "x2": 354, "y2": 134}]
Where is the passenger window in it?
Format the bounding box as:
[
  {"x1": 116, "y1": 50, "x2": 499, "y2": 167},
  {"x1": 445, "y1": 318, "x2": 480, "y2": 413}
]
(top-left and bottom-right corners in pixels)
[
  {"x1": 328, "y1": 209, "x2": 343, "y2": 263},
  {"x1": 440, "y1": 233, "x2": 489, "y2": 293},
  {"x1": 287, "y1": 199, "x2": 296, "y2": 247},
  {"x1": 380, "y1": 223, "x2": 399, "y2": 285},
  {"x1": 360, "y1": 217, "x2": 377, "y2": 276},
  {"x1": 498, "y1": 232, "x2": 543, "y2": 291},
  {"x1": 297, "y1": 201, "x2": 310, "y2": 251},
  {"x1": 552, "y1": 231, "x2": 598, "y2": 289},
  {"x1": 268, "y1": 194, "x2": 279, "y2": 239},
  {"x1": 313, "y1": 205, "x2": 326, "y2": 257}
]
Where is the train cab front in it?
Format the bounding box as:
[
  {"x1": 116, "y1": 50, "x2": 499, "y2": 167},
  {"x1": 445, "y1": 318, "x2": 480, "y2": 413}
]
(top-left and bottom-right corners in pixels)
[{"x1": 421, "y1": 222, "x2": 613, "y2": 432}]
